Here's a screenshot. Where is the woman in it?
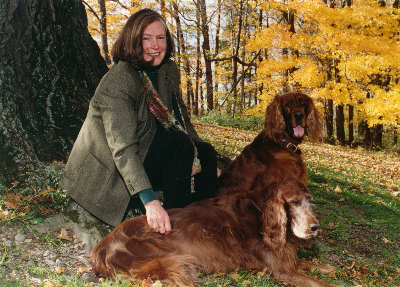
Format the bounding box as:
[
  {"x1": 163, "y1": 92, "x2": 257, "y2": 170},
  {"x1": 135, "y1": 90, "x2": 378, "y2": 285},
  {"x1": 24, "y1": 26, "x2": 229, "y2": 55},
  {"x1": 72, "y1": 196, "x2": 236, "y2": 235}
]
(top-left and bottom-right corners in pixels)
[{"x1": 62, "y1": 9, "x2": 218, "y2": 235}]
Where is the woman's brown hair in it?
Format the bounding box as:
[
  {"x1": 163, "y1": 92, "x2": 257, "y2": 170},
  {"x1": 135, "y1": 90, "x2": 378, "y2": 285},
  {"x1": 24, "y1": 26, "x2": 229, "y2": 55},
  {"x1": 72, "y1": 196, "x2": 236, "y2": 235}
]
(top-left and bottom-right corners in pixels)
[{"x1": 111, "y1": 9, "x2": 175, "y2": 68}]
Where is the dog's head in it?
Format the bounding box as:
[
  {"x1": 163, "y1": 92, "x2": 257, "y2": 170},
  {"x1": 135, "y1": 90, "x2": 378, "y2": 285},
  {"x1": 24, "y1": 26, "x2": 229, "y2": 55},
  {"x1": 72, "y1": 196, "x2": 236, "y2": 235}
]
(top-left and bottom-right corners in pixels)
[
  {"x1": 261, "y1": 179, "x2": 320, "y2": 251},
  {"x1": 264, "y1": 92, "x2": 321, "y2": 144}
]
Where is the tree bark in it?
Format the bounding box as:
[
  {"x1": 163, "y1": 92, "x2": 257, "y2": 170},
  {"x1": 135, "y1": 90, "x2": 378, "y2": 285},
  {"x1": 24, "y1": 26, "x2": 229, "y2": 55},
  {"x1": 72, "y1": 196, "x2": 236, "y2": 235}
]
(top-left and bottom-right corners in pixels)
[
  {"x1": 172, "y1": 3, "x2": 194, "y2": 115},
  {"x1": 199, "y1": 0, "x2": 213, "y2": 111},
  {"x1": 325, "y1": 99, "x2": 334, "y2": 142},
  {"x1": 194, "y1": 9, "x2": 201, "y2": 116},
  {"x1": 348, "y1": 104, "x2": 354, "y2": 144},
  {"x1": 0, "y1": 0, "x2": 108, "y2": 187},
  {"x1": 336, "y1": 105, "x2": 345, "y2": 145},
  {"x1": 372, "y1": 124, "x2": 383, "y2": 148},
  {"x1": 98, "y1": 0, "x2": 111, "y2": 65}
]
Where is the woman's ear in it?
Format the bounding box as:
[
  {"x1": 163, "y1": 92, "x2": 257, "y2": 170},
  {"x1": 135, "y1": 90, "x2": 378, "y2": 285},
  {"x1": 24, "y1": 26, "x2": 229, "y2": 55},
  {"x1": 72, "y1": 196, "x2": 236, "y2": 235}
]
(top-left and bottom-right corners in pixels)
[
  {"x1": 264, "y1": 95, "x2": 286, "y2": 142},
  {"x1": 261, "y1": 197, "x2": 287, "y2": 253}
]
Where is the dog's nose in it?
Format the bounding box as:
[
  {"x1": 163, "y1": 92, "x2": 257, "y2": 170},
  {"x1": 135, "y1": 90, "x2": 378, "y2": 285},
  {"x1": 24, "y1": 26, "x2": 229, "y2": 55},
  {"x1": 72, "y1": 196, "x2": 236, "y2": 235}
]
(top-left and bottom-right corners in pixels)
[
  {"x1": 309, "y1": 223, "x2": 320, "y2": 232},
  {"x1": 294, "y1": 112, "x2": 304, "y2": 121}
]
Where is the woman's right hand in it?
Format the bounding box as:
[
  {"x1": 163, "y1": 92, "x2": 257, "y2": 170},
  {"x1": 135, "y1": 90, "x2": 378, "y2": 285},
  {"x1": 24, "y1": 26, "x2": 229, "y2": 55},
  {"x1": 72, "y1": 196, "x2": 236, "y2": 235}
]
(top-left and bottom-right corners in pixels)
[{"x1": 144, "y1": 200, "x2": 171, "y2": 235}]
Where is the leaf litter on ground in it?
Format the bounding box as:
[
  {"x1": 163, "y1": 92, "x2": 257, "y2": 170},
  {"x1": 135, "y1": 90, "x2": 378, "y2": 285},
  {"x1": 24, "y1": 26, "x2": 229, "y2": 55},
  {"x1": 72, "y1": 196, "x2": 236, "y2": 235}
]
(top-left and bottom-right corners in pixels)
[{"x1": 1, "y1": 122, "x2": 400, "y2": 286}]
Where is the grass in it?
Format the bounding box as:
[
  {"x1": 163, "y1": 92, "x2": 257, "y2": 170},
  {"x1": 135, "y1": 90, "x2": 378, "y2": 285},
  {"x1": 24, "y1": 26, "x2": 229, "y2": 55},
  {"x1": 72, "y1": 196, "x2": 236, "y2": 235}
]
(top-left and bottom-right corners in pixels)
[{"x1": 1, "y1": 121, "x2": 400, "y2": 286}]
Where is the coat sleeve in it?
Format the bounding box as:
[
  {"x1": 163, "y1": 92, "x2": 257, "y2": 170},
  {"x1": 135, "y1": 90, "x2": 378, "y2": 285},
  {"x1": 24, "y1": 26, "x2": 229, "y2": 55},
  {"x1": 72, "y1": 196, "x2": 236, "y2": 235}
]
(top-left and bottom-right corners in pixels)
[{"x1": 95, "y1": 66, "x2": 152, "y2": 196}]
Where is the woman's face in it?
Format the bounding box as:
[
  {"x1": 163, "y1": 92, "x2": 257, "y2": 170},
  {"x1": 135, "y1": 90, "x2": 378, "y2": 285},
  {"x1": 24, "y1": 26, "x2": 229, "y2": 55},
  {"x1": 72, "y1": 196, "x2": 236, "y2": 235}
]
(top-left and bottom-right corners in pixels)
[{"x1": 142, "y1": 21, "x2": 167, "y2": 66}]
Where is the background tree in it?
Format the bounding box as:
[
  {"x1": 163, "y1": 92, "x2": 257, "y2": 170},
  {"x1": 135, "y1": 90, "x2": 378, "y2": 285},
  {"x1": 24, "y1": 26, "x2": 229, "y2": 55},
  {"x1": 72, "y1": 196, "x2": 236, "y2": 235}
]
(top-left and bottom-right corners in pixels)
[
  {"x1": 0, "y1": 0, "x2": 108, "y2": 187},
  {"x1": 247, "y1": 0, "x2": 400, "y2": 146}
]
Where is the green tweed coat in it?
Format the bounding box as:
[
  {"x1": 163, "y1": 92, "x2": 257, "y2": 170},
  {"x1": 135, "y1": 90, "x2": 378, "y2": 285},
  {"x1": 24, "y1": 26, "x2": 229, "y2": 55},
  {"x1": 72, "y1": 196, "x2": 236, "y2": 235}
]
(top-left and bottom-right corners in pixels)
[{"x1": 62, "y1": 60, "x2": 200, "y2": 227}]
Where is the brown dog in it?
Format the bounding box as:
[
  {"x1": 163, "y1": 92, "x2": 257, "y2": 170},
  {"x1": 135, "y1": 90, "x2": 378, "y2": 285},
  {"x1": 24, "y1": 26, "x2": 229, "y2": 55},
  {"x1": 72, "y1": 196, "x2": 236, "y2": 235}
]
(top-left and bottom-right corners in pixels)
[
  {"x1": 90, "y1": 179, "x2": 333, "y2": 287},
  {"x1": 217, "y1": 92, "x2": 321, "y2": 197}
]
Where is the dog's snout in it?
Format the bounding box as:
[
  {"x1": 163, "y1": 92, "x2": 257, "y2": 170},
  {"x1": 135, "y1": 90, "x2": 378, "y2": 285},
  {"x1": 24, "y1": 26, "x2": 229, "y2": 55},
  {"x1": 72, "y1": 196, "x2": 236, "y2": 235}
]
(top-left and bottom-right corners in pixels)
[
  {"x1": 294, "y1": 112, "x2": 304, "y2": 121},
  {"x1": 309, "y1": 223, "x2": 320, "y2": 232}
]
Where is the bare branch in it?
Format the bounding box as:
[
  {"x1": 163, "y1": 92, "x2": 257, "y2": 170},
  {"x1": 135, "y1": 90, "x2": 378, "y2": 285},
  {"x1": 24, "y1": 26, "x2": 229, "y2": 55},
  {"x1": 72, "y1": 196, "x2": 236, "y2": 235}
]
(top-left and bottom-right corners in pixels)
[
  {"x1": 108, "y1": 0, "x2": 130, "y2": 11},
  {"x1": 206, "y1": 55, "x2": 257, "y2": 67},
  {"x1": 82, "y1": 0, "x2": 100, "y2": 21}
]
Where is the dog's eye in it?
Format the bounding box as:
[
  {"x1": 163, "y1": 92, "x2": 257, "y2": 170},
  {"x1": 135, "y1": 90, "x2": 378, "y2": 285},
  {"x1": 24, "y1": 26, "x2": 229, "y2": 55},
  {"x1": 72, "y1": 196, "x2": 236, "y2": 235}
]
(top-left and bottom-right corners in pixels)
[
  {"x1": 285, "y1": 103, "x2": 292, "y2": 108},
  {"x1": 301, "y1": 101, "x2": 307, "y2": 107},
  {"x1": 290, "y1": 201, "x2": 301, "y2": 205}
]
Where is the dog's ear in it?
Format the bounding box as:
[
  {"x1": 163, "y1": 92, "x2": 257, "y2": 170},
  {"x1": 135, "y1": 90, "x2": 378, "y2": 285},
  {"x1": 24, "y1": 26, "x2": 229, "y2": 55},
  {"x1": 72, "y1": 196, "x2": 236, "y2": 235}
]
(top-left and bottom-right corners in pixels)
[
  {"x1": 264, "y1": 95, "x2": 286, "y2": 142},
  {"x1": 306, "y1": 97, "x2": 321, "y2": 142},
  {"x1": 261, "y1": 197, "x2": 287, "y2": 253}
]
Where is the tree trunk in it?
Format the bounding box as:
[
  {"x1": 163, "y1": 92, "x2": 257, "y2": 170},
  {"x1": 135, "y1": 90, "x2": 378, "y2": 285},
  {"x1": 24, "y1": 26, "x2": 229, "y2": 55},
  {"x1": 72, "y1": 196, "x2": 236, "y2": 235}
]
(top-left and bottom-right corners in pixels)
[
  {"x1": 348, "y1": 104, "x2": 354, "y2": 144},
  {"x1": 325, "y1": 99, "x2": 334, "y2": 142},
  {"x1": 0, "y1": 0, "x2": 108, "y2": 187},
  {"x1": 213, "y1": 0, "x2": 221, "y2": 110},
  {"x1": 199, "y1": 0, "x2": 213, "y2": 111},
  {"x1": 364, "y1": 121, "x2": 372, "y2": 147},
  {"x1": 336, "y1": 105, "x2": 345, "y2": 145},
  {"x1": 173, "y1": 3, "x2": 194, "y2": 115},
  {"x1": 372, "y1": 124, "x2": 383, "y2": 148},
  {"x1": 98, "y1": 0, "x2": 110, "y2": 65},
  {"x1": 194, "y1": 9, "x2": 201, "y2": 116}
]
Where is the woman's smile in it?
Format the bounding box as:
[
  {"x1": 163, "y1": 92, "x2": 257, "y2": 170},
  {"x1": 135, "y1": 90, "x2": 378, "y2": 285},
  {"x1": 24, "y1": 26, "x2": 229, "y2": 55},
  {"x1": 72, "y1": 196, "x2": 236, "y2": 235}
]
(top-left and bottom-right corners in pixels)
[{"x1": 142, "y1": 21, "x2": 167, "y2": 66}]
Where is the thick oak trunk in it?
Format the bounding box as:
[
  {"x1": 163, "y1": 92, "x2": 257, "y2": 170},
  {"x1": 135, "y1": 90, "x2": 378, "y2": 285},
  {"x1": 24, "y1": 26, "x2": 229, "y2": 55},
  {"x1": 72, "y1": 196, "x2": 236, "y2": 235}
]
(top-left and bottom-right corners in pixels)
[{"x1": 0, "y1": 0, "x2": 108, "y2": 186}]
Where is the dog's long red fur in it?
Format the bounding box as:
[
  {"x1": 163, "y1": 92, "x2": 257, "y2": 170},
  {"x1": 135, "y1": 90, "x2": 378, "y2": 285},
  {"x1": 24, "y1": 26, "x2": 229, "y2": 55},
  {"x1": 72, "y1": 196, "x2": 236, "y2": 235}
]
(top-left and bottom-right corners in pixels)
[
  {"x1": 217, "y1": 92, "x2": 321, "y2": 197},
  {"x1": 90, "y1": 179, "x2": 332, "y2": 286}
]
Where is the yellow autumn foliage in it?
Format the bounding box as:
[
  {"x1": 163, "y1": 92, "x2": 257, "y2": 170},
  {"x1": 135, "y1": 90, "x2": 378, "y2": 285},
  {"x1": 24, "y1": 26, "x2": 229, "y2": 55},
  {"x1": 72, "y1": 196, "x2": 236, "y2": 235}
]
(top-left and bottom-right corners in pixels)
[{"x1": 247, "y1": 0, "x2": 400, "y2": 127}]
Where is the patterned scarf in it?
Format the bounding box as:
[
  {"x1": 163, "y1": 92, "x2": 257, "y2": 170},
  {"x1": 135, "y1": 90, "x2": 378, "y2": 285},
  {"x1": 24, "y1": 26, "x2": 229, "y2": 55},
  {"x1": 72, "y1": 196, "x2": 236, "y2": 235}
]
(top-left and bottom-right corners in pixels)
[{"x1": 139, "y1": 70, "x2": 201, "y2": 192}]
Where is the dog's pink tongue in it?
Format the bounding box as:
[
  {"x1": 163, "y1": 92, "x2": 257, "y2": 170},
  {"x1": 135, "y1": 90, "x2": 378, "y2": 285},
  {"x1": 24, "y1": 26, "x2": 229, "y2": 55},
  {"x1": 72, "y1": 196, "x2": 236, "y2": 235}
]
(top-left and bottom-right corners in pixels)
[{"x1": 293, "y1": 125, "x2": 304, "y2": 138}]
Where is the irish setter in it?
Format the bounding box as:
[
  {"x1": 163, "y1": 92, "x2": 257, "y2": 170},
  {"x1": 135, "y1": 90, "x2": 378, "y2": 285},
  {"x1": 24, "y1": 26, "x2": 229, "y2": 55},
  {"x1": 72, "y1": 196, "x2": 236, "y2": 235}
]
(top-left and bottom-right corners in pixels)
[
  {"x1": 90, "y1": 179, "x2": 333, "y2": 286},
  {"x1": 217, "y1": 92, "x2": 321, "y2": 197}
]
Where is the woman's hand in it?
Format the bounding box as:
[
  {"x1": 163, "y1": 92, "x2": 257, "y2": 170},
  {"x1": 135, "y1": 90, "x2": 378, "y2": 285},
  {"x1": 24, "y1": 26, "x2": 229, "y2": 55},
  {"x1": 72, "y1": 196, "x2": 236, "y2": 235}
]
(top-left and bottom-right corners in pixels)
[{"x1": 144, "y1": 200, "x2": 171, "y2": 235}]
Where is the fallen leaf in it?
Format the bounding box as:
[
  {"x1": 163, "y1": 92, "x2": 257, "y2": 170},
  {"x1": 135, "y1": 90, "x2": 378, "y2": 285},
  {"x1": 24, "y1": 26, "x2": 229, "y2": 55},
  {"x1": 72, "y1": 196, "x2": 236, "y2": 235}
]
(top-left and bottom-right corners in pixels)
[
  {"x1": 229, "y1": 272, "x2": 242, "y2": 281},
  {"x1": 54, "y1": 266, "x2": 65, "y2": 274},
  {"x1": 75, "y1": 265, "x2": 91, "y2": 275},
  {"x1": 335, "y1": 186, "x2": 342, "y2": 193},
  {"x1": 258, "y1": 266, "x2": 269, "y2": 276},
  {"x1": 40, "y1": 207, "x2": 56, "y2": 216},
  {"x1": 329, "y1": 273, "x2": 337, "y2": 278},
  {"x1": 0, "y1": 210, "x2": 10, "y2": 218},
  {"x1": 43, "y1": 279, "x2": 57, "y2": 287},
  {"x1": 382, "y1": 237, "x2": 391, "y2": 244},
  {"x1": 151, "y1": 280, "x2": 163, "y2": 287},
  {"x1": 339, "y1": 197, "x2": 345, "y2": 202},
  {"x1": 141, "y1": 278, "x2": 152, "y2": 287},
  {"x1": 360, "y1": 267, "x2": 369, "y2": 274},
  {"x1": 346, "y1": 261, "x2": 356, "y2": 270},
  {"x1": 57, "y1": 228, "x2": 72, "y2": 241},
  {"x1": 2, "y1": 201, "x2": 17, "y2": 209},
  {"x1": 392, "y1": 192, "x2": 400, "y2": 197},
  {"x1": 317, "y1": 264, "x2": 336, "y2": 274}
]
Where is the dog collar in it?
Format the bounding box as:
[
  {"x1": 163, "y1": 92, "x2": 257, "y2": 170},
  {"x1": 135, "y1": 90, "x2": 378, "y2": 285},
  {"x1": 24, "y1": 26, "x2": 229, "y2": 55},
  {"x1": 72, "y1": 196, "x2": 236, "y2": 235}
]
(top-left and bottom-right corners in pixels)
[{"x1": 280, "y1": 139, "x2": 302, "y2": 155}]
